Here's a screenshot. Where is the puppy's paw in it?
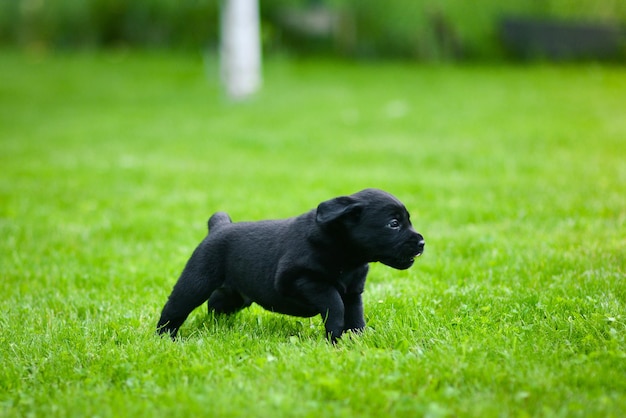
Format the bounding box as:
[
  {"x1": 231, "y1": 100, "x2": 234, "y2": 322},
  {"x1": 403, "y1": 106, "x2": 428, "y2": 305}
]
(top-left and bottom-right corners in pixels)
[
  {"x1": 156, "y1": 327, "x2": 178, "y2": 341},
  {"x1": 326, "y1": 329, "x2": 343, "y2": 345},
  {"x1": 345, "y1": 326, "x2": 365, "y2": 334}
]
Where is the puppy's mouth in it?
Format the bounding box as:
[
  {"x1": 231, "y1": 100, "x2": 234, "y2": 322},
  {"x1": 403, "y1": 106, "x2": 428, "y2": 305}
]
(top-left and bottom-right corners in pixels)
[
  {"x1": 409, "y1": 251, "x2": 423, "y2": 262},
  {"x1": 381, "y1": 241, "x2": 424, "y2": 270},
  {"x1": 406, "y1": 249, "x2": 425, "y2": 264},
  {"x1": 381, "y1": 251, "x2": 422, "y2": 270}
]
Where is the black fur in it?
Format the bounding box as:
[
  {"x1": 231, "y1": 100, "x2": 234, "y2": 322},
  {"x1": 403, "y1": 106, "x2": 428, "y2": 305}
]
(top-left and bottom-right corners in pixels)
[{"x1": 157, "y1": 188, "x2": 425, "y2": 342}]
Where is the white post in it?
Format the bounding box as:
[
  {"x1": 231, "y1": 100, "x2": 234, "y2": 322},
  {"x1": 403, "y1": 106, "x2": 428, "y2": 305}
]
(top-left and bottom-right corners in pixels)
[{"x1": 220, "y1": 0, "x2": 262, "y2": 100}]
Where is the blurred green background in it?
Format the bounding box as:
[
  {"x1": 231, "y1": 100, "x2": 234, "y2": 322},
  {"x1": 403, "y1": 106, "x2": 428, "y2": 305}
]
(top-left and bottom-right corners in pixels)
[{"x1": 2, "y1": 0, "x2": 625, "y2": 60}]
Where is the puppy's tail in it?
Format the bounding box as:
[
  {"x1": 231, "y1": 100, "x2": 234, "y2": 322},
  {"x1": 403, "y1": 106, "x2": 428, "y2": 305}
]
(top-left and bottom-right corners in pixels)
[{"x1": 208, "y1": 211, "x2": 232, "y2": 232}]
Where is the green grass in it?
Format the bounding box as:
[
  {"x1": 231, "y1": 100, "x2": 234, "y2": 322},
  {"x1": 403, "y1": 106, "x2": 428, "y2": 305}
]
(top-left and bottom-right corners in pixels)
[{"x1": 1, "y1": 50, "x2": 625, "y2": 417}]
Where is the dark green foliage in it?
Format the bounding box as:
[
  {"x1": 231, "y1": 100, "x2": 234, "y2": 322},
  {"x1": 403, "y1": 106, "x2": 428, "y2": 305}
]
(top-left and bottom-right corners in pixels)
[{"x1": 1, "y1": 0, "x2": 625, "y2": 59}]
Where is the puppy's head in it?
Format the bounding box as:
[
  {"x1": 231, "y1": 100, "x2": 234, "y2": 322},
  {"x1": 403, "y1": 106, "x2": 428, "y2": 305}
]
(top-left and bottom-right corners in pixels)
[{"x1": 316, "y1": 189, "x2": 425, "y2": 269}]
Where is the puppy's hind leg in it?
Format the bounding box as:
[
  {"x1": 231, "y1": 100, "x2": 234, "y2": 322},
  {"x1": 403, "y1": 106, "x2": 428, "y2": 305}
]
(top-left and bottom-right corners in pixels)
[
  {"x1": 209, "y1": 287, "x2": 251, "y2": 315},
  {"x1": 158, "y1": 213, "x2": 231, "y2": 338},
  {"x1": 157, "y1": 278, "x2": 212, "y2": 338},
  {"x1": 157, "y1": 246, "x2": 223, "y2": 338}
]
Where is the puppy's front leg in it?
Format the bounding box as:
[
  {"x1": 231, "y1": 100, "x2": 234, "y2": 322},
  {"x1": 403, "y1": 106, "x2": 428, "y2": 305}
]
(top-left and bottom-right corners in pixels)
[
  {"x1": 342, "y1": 293, "x2": 365, "y2": 333},
  {"x1": 340, "y1": 265, "x2": 368, "y2": 333},
  {"x1": 292, "y1": 278, "x2": 345, "y2": 343}
]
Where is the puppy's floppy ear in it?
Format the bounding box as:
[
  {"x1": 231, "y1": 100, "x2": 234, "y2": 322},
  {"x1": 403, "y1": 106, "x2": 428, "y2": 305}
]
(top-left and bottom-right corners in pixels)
[{"x1": 316, "y1": 196, "x2": 362, "y2": 225}]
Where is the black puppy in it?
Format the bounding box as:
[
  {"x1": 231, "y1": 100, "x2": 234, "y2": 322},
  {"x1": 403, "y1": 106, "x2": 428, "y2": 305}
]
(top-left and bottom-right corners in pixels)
[{"x1": 157, "y1": 188, "x2": 425, "y2": 342}]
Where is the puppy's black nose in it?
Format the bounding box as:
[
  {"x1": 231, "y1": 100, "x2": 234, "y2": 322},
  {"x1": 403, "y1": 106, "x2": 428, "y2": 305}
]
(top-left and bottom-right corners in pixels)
[{"x1": 414, "y1": 232, "x2": 425, "y2": 251}]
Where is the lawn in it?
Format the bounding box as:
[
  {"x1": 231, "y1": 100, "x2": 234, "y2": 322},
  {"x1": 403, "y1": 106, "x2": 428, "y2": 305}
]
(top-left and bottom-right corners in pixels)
[{"x1": 0, "y1": 50, "x2": 625, "y2": 417}]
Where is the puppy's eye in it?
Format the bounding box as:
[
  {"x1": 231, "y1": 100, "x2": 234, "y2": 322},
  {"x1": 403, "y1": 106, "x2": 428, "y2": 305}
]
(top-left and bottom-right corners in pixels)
[{"x1": 387, "y1": 219, "x2": 401, "y2": 229}]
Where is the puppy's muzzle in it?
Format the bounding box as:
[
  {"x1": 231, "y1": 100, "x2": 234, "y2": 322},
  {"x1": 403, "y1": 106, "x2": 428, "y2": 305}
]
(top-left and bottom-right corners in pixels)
[{"x1": 386, "y1": 234, "x2": 424, "y2": 270}]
